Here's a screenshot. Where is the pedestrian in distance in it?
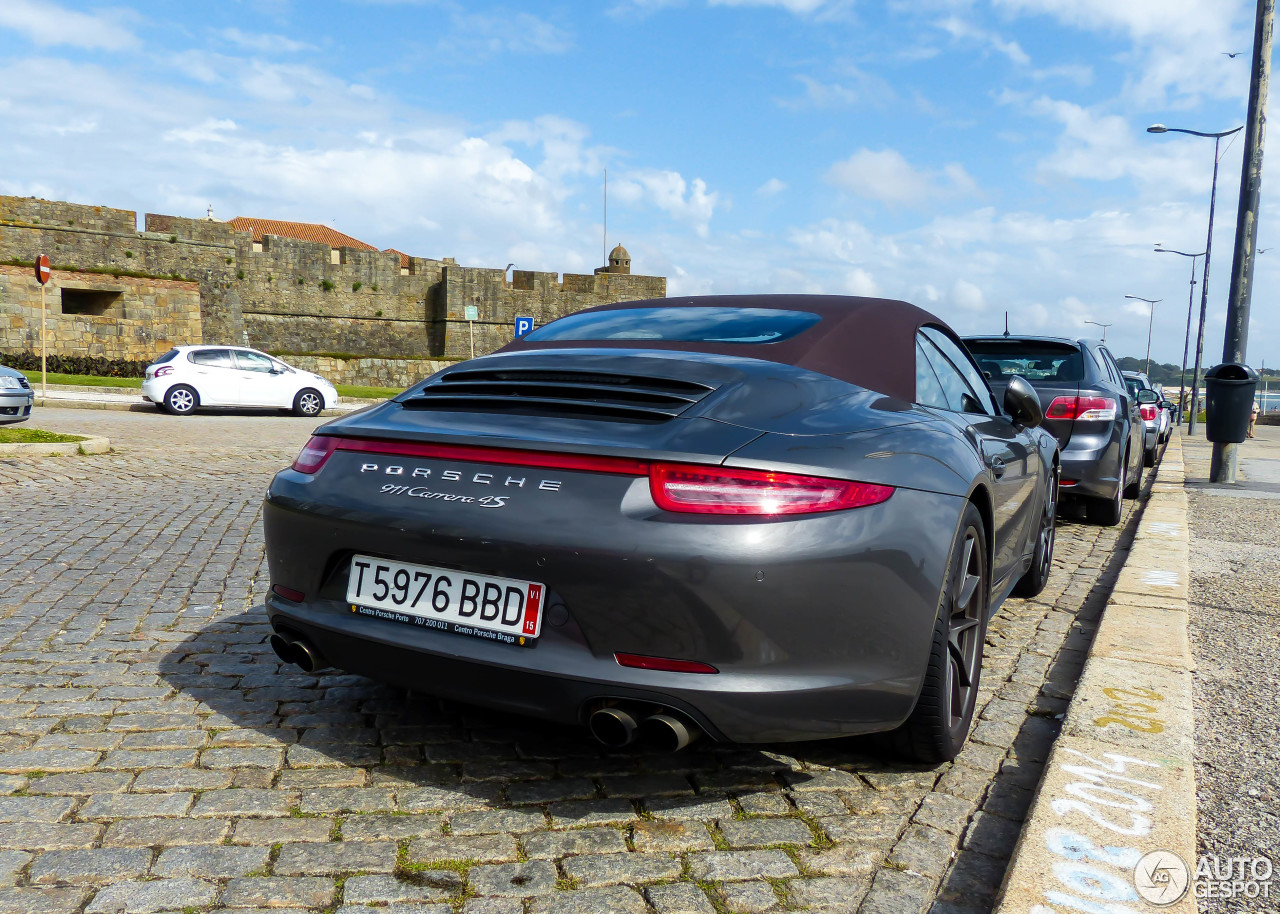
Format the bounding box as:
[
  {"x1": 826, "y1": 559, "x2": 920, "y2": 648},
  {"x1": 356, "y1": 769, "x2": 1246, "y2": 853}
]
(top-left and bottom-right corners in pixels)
[{"x1": 1248, "y1": 398, "x2": 1260, "y2": 438}]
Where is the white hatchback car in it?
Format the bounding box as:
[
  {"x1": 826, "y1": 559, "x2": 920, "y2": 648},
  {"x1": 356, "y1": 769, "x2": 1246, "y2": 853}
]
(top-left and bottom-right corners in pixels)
[{"x1": 143, "y1": 346, "x2": 338, "y2": 417}]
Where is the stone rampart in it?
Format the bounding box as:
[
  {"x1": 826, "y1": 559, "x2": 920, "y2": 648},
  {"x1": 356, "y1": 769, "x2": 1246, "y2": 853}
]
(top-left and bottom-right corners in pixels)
[
  {"x1": 0, "y1": 195, "x2": 666, "y2": 384},
  {"x1": 0, "y1": 264, "x2": 201, "y2": 361},
  {"x1": 278, "y1": 354, "x2": 452, "y2": 390}
]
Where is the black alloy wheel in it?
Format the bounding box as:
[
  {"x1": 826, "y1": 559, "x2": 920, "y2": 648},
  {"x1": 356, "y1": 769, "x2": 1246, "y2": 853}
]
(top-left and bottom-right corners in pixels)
[
  {"x1": 1086, "y1": 453, "x2": 1124, "y2": 526},
  {"x1": 1013, "y1": 465, "x2": 1058, "y2": 598},
  {"x1": 889, "y1": 502, "x2": 989, "y2": 763}
]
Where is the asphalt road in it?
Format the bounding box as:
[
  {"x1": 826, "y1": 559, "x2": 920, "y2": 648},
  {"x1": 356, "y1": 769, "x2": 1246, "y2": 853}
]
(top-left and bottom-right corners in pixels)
[{"x1": 0, "y1": 407, "x2": 1145, "y2": 914}]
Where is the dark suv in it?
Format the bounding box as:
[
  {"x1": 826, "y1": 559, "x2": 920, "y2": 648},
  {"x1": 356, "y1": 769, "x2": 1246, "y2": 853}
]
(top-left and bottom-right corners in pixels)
[{"x1": 963, "y1": 336, "x2": 1144, "y2": 525}]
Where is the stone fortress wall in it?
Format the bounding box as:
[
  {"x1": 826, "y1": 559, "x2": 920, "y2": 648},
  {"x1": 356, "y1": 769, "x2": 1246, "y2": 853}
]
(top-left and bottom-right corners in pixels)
[{"x1": 0, "y1": 196, "x2": 665, "y2": 387}]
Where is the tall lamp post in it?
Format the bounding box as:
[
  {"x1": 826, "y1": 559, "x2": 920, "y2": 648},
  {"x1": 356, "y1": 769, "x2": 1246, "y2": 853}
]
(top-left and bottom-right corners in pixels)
[
  {"x1": 1147, "y1": 124, "x2": 1244, "y2": 435},
  {"x1": 1124, "y1": 295, "x2": 1163, "y2": 376},
  {"x1": 1154, "y1": 245, "x2": 1205, "y2": 425},
  {"x1": 1084, "y1": 320, "x2": 1112, "y2": 340}
]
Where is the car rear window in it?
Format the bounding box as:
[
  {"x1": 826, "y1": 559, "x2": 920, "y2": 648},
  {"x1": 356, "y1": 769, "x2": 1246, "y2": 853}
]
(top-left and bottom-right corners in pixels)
[
  {"x1": 154, "y1": 349, "x2": 179, "y2": 365},
  {"x1": 523, "y1": 307, "x2": 821, "y2": 344},
  {"x1": 189, "y1": 349, "x2": 233, "y2": 367},
  {"x1": 964, "y1": 341, "x2": 1084, "y2": 384}
]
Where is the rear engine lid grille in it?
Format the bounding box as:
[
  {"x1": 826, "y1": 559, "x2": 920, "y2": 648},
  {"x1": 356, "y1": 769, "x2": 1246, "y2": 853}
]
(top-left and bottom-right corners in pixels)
[{"x1": 401, "y1": 368, "x2": 718, "y2": 423}]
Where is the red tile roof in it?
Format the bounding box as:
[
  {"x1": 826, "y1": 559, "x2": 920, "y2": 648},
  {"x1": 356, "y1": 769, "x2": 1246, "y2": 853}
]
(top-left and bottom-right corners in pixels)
[
  {"x1": 384, "y1": 248, "x2": 412, "y2": 269},
  {"x1": 228, "y1": 217, "x2": 378, "y2": 251}
]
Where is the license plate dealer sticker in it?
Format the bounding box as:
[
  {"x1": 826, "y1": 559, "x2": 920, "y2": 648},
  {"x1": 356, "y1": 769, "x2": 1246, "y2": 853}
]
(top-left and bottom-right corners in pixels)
[{"x1": 346, "y1": 554, "x2": 543, "y2": 645}]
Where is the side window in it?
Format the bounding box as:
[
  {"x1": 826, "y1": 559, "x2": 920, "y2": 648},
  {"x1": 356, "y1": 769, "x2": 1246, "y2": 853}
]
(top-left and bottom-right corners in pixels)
[
  {"x1": 1084, "y1": 346, "x2": 1110, "y2": 386},
  {"x1": 189, "y1": 349, "x2": 232, "y2": 367},
  {"x1": 915, "y1": 342, "x2": 950, "y2": 409},
  {"x1": 235, "y1": 351, "x2": 275, "y2": 373},
  {"x1": 1099, "y1": 348, "x2": 1124, "y2": 386},
  {"x1": 920, "y1": 328, "x2": 995, "y2": 415},
  {"x1": 919, "y1": 335, "x2": 985, "y2": 414}
]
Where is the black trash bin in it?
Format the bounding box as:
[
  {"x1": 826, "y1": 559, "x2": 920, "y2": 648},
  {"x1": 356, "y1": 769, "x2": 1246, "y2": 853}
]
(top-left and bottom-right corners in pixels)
[{"x1": 1204, "y1": 363, "x2": 1260, "y2": 443}]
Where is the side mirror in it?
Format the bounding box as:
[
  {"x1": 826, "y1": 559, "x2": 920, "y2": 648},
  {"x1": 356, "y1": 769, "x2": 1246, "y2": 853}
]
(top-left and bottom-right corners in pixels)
[
  {"x1": 1160, "y1": 399, "x2": 1172, "y2": 410},
  {"x1": 1004, "y1": 375, "x2": 1044, "y2": 428},
  {"x1": 1137, "y1": 389, "x2": 1158, "y2": 404}
]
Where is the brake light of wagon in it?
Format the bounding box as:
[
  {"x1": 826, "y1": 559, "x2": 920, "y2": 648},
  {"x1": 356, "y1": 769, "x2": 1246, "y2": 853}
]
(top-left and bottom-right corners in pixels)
[
  {"x1": 650, "y1": 464, "x2": 893, "y2": 516},
  {"x1": 1139, "y1": 404, "x2": 1157, "y2": 421},
  {"x1": 292, "y1": 436, "x2": 340, "y2": 474},
  {"x1": 1045, "y1": 396, "x2": 1117, "y2": 422}
]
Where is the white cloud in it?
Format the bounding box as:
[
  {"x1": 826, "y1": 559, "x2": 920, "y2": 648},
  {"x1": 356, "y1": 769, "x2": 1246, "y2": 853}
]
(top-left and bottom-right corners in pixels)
[
  {"x1": 708, "y1": 0, "x2": 831, "y2": 13},
  {"x1": 952, "y1": 278, "x2": 986, "y2": 311},
  {"x1": 217, "y1": 28, "x2": 314, "y2": 54},
  {"x1": 937, "y1": 16, "x2": 1030, "y2": 65},
  {"x1": 756, "y1": 178, "x2": 787, "y2": 197},
  {"x1": 826, "y1": 148, "x2": 978, "y2": 206},
  {"x1": 448, "y1": 11, "x2": 572, "y2": 55},
  {"x1": 613, "y1": 170, "x2": 720, "y2": 236},
  {"x1": 776, "y1": 70, "x2": 896, "y2": 109},
  {"x1": 843, "y1": 269, "x2": 880, "y2": 296},
  {"x1": 0, "y1": 0, "x2": 137, "y2": 50}
]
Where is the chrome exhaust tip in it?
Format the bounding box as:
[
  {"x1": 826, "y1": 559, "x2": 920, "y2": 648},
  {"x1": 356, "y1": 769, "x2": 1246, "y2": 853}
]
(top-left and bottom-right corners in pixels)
[
  {"x1": 641, "y1": 712, "x2": 701, "y2": 752},
  {"x1": 269, "y1": 632, "x2": 325, "y2": 673},
  {"x1": 588, "y1": 707, "x2": 641, "y2": 748}
]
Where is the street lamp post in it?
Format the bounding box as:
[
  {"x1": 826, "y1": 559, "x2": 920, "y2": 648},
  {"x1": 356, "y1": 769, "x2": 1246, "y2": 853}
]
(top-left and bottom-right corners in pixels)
[
  {"x1": 1084, "y1": 320, "x2": 1112, "y2": 340},
  {"x1": 1124, "y1": 295, "x2": 1163, "y2": 376},
  {"x1": 1155, "y1": 245, "x2": 1206, "y2": 426},
  {"x1": 1147, "y1": 124, "x2": 1244, "y2": 435}
]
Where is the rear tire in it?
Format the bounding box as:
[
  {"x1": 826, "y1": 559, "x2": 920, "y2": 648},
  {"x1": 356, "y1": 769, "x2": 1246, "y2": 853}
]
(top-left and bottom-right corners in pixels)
[
  {"x1": 163, "y1": 385, "x2": 198, "y2": 416},
  {"x1": 293, "y1": 388, "x2": 324, "y2": 418},
  {"x1": 1085, "y1": 457, "x2": 1124, "y2": 526},
  {"x1": 1013, "y1": 467, "x2": 1057, "y2": 598},
  {"x1": 1143, "y1": 446, "x2": 1156, "y2": 468},
  {"x1": 1124, "y1": 450, "x2": 1142, "y2": 498},
  {"x1": 887, "y1": 503, "x2": 988, "y2": 763}
]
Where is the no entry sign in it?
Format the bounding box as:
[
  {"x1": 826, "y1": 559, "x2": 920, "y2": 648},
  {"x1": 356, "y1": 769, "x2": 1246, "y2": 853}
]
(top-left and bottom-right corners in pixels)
[{"x1": 34, "y1": 255, "x2": 51, "y2": 285}]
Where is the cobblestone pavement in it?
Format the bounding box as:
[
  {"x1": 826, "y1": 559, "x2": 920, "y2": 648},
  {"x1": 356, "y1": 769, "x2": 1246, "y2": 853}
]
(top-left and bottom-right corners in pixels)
[
  {"x1": 1185, "y1": 425, "x2": 1280, "y2": 914},
  {"x1": 0, "y1": 408, "x2": 1144, "y2": 914}
]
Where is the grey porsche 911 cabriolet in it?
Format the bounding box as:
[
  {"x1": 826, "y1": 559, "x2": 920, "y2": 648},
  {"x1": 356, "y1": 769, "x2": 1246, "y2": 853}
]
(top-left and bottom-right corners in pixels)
[{"x1": 262, "y1": 295, "x2": 1059, "y2": 762}]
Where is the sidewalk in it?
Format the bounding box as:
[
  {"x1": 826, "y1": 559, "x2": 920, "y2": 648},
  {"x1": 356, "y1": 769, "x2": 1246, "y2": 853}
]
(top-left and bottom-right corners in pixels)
[
  {"x1": 1183, "y1": 424, "x2": 1280, "y2": 907},
  {"x1": 31, "y1": 384, "x2": 375, "y2": 415}
]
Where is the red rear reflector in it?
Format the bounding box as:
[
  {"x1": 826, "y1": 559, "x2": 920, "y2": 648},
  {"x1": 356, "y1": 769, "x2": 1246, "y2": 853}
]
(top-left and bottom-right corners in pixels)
[
  {"x1": 650, "y1": 463, "x2": 893, "y2": 515},
  {"x1": 292, "y1": 436, "x2": 339, "y2": 474},
  {"x1": 333, "y1": 439, "x2": 649, "y2": 476},
  {"x1": 271, "y1": 584, "x2": 305, "y2": 602},
  {"x1": 1059, "y1": 479, "x2": 1077, "y2": 487},
  {"x1": 615, "y1": 652, "x2": 719, "y2": 674},
  {"x1": 1044, "y1": 396, "x2": 1117, "y2": 422}
]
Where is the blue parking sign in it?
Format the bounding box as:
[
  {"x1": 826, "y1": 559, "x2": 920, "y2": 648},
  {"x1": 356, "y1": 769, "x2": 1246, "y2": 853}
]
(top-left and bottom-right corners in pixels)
[{"x1": 514, "y1": 316, "x2": 534, "y2": 337}]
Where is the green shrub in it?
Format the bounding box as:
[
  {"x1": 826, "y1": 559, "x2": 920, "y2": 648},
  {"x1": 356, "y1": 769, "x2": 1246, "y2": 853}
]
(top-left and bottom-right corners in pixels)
[
  {"x1": 0, "y1": 350, "x2": 148, "y2": 378},
  {"x1": 320, "y1": 279, "x2": 335, "y2": 292},
  {"x1": 237, "y1": 270, "x2": 245, "y2": 280},
  {"x1": 371, "y1": 283, "x2": 380, "y2": 292},
  {"x1": 124, "y1": 251, "x2": 134, "y2": 258},
  {"x1": 352, "y1": 281, "x2": 362, "y2": 292},
  {"x1": 169, "y1": 235, "x2": 178, "y2": 243}
]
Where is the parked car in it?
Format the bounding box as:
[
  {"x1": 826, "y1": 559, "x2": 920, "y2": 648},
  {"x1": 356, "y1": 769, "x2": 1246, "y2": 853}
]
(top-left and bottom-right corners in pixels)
[
  {"x1": 142, "y1": 346, "x2": 338, "y2": 417},
  {"x1": 0, "y1": 365, "x2": 34, "y2": 425},
  {"x1": 264, "y1": 295, "x2": 1060, "y2": 763},
  {"x1": 964, "y1": 335, "x2": 1143, "y2": 526},
  {"x1": 1122, "y1": 371, "x2": 1168, "y2": 464}
]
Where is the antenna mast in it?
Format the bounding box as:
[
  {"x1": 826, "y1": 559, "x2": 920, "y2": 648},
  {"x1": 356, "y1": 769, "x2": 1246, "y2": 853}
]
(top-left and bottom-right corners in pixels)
[{"x1": 603, "y1": 168, "x2": 608, "y2": 267}]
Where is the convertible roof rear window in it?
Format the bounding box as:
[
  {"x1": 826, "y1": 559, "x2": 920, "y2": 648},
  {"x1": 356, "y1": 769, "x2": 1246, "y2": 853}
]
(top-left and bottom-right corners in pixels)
[
  {"x1": 964, "y1": 340, "x2": 1084, "y2": 384},
  {"x1": 523, "y1": 307, "x2": 822, "y2": 344}
]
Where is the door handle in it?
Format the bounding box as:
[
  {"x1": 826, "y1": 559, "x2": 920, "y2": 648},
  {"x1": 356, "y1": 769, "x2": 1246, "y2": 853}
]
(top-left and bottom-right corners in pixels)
[{"x1": 988, "y1": 456, "x2": 1006, "y2": 478}]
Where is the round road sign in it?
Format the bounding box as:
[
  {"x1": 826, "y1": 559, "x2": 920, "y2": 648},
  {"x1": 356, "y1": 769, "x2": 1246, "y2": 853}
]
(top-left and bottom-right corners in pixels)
[{"x1": 34, "y1": 255, "x2": 51, "y2": 285}]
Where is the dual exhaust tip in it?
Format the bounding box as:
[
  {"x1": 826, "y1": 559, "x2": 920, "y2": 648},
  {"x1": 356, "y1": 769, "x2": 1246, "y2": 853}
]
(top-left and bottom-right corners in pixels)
[
  {"x1": 589, "y1": 705, "x2": 700, "y2": 753},
  {"x1": 270, "y1": 635, "x2": 698, "y2": 752},
  {"x1": 269, "y1": 632, "x2": 325, "y2": 673}
]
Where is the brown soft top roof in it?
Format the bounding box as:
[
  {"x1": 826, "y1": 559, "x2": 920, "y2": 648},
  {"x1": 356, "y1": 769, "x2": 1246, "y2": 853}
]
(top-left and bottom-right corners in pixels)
[{"x1": 499, "y1": 294, "x2": 950, "y2": 402}]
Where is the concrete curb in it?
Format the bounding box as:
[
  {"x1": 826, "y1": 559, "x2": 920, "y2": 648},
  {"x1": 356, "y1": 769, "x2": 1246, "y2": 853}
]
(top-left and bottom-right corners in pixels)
[
  {"x1": 995, "y1": 432, "x2": 1197, "y2": 913},
  {"x1": 0, "y1": 434, "x2": 110, "y2": 456}
]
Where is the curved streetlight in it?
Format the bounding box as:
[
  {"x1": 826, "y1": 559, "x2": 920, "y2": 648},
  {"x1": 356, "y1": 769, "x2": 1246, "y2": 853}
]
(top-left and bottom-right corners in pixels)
[
  {"x1": 1147, "y1": 123, "x2": 1244, "y2": 435},
  {"x1": 1154, "y1": 245, "x2": 1206, "y2": 425},
  {"x1": 1125, "y1": 295, "x2": 1163, "y2": 376},
  {"x1": 1084, "y1": 320, "x2": 1112, "y2": 341}
]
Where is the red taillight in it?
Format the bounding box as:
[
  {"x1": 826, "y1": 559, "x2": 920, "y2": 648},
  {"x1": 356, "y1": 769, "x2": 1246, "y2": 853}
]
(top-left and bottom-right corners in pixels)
[
  {"x1": 1045, "y1": 396, "x2": 1117, "y2": 422},
  {"x1": 1139, "y1": 405, "x2": 1157, "y2": 421},
  {"x1": 292, "y1": 436, "x2": 339, "y2": 474},
  {"x1": 311, "y1": 437, "x2": 892, "y2": 516},
  {"x1": 271, "y1": 584, "x2": 305, "y2": 602},
  {"x1": 650, "y1": 463, "x2": 893, "y2": 516},
  {"x1": 615, "y1": 652, "x2": 718, "y2": 674}
]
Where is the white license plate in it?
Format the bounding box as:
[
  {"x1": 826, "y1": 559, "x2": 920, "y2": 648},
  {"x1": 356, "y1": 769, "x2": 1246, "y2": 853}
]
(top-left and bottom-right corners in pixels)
[{"x1": 346, "y1": 554, "x2": 544, "y2": 645}]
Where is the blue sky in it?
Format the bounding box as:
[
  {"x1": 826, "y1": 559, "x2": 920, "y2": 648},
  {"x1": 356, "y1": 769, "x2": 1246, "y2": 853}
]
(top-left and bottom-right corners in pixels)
[{"x1": 0, "y1": 0, "x2": 1271, "y2": 369}]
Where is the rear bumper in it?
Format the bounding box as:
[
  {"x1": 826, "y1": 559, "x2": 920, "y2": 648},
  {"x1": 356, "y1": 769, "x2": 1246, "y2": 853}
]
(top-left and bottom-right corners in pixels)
[
  {"x1": 1059, "y1": 437, "x2": 1120, "y2": 500},
  {"x1": 262, "y1": 469, "x2": 964, "y2": 744}
]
